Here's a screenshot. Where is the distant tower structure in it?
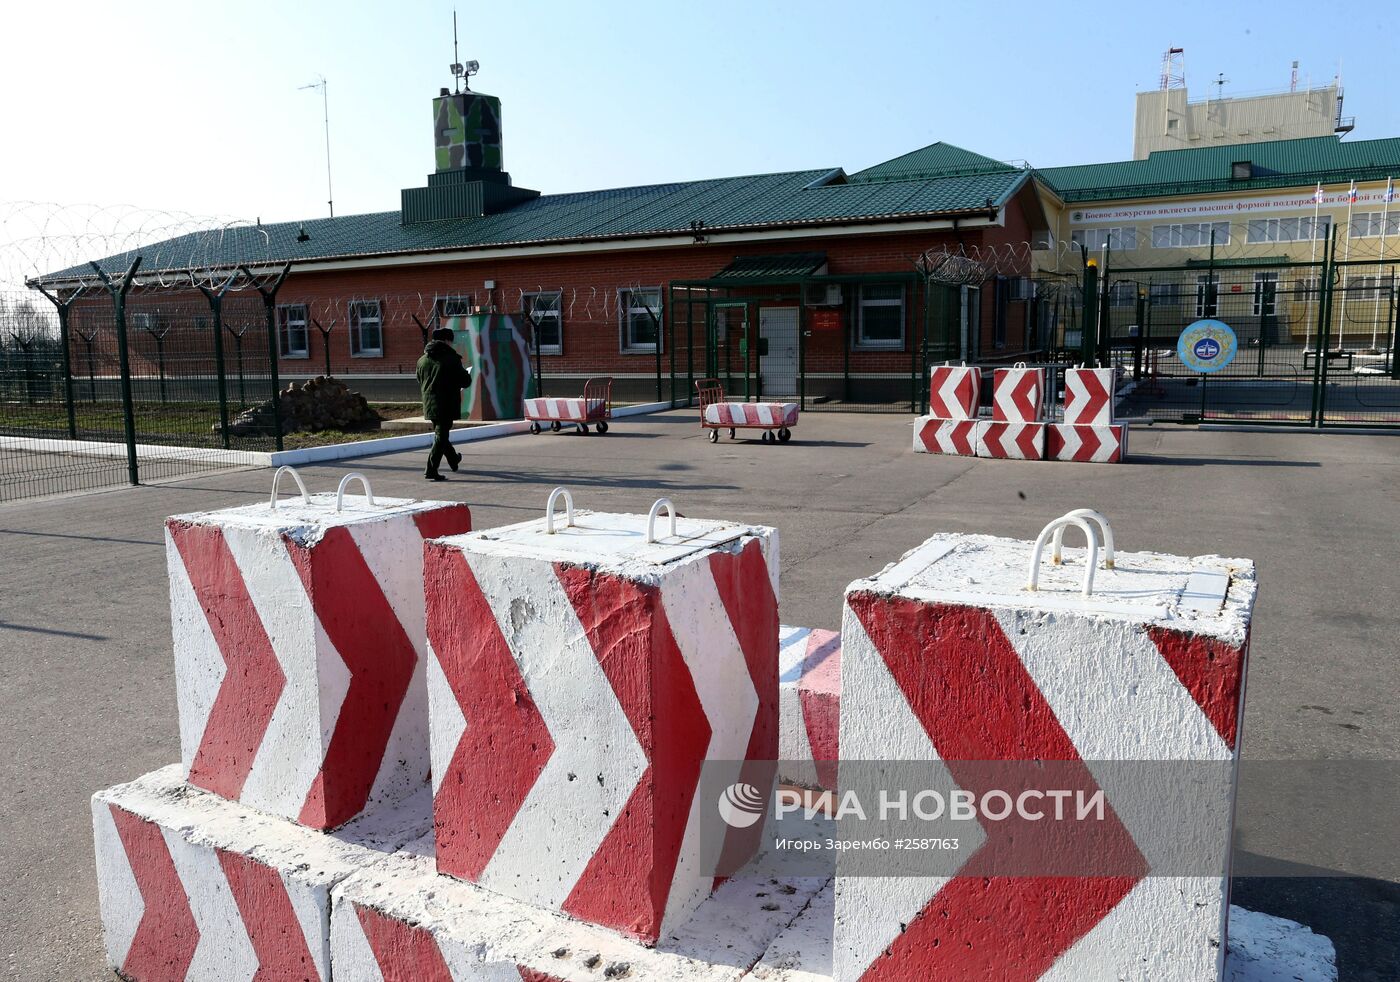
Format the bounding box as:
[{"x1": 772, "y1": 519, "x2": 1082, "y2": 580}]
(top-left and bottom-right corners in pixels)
[
  {"x1": 1160, "y1": 47, "x2": 1186, "y2": 90},
  {"x1": 1290, "y1": 60, "x2": 1299, "y2": 93}
]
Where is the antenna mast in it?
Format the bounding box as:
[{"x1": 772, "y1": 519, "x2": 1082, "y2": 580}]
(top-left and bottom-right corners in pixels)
[
  {"x1": 1159, "y1": 47, "x2": 1185, "y2": 90},
  {"x1": 298, "y1": 75, "x2": 334, "y2": 218}
]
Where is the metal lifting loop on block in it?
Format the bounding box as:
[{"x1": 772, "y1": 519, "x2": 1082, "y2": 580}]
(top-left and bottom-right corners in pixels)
[
  {"x1": 545, "y1": 487, "x2": 575, "y2": 534},
  {"x1": 1051, "y1": 508, "x2": 1116, "y2": 569},
  {"x1": 269, "y1": 465, "x2": 311, "y2": 510},
  {"x1": 646, "y1": 498, "x2": 678, "y2": 543},
  {"x1": 1027, "y1": 515, "x2": 1100, "y2": 598},
  {"x1": 334, "y1": 472, "x2": 375, "y2": 513}
]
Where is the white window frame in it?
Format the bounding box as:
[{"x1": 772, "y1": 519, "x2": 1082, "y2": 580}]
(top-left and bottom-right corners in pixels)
[
  {"x1": 524, "y1": 290, "x2": 564, "y2": 355},
  {"x1": 1152, "y1": 221, "x2": 1230, "y2": 248},
  {"x1": 1108, "y1": 280, "x2": 1138, "y2": 309},
  {"x1": 1148, "y1": 282, "x2": 1179, "y2": 306},
  {"x1": 1349, "y1": 212, "x2": 1400, "y2": 238},
  {"x1": 853, "y1": 283, "x2": 905, "y2": 351},
  {"x1": 1252, "y1": 272, "x2": 1279, "y2": 317},
  {"x1": 1070, "y1": 226, "x2": 1136, "y2": 252},
  {"x1": 1247, "y1": 216, "x2": 1331, "y2": 244},
  {"x1": 348, "y1": 300, "x2": 383, "y2": 358},
  {"x1": 434, "y1": 294, "x2": 475, "y2": 319},
  {"x1": 277, "y1": 303, "x2": 309, "y2": 359},
  {"x1": 1194, "y1": 275, "x2": 1218, "y2": 318},
  {"x1": 619, "y1": 287, "x2": 662, "y2": 354}
]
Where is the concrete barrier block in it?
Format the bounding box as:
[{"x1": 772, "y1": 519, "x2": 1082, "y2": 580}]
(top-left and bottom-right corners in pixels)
[
  {"x1": 1047, "y1": 423, "x2": 1129, "y2": 463},
  {"x1": 778, "y1": 625, "x2": 841, "y2": 791},
  {"x1": 165, "y1": 491, "x2": 470, "y2": 829},
  {"x1": 91, "y1": 764, "x2": 428, "y2": 982},
  {"x1": 836, "y1": 519, "x2": 1255, "y2": 981},
  {"x1": 329, "y1": 832, "x2": 826, "y2": 980},
  {"x1": 991, "y1": 366, "x2": 1045, "y2": 422},
  {"x1": 423, "y1": 495, "x2": 779, "y2": 943},
  {"x1": 974, "y1": 420, "x2": 1046, "y2": 460},
  {"x1": 912, "y1": 416, "x2": 977, "y2": 455},
  {"x1": 1062, "y1": 367, "x2": 1118, "y2": 425},
  {"x1": 928, "y1": 366, "x2": 981, "y2": 420}
]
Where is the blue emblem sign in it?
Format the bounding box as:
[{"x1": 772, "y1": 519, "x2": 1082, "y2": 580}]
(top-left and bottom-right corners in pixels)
[{"x1": 1178, "y1": 319, "x2": 1237, "y2": 373}]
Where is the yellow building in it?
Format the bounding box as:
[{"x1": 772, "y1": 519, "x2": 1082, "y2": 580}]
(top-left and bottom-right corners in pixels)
[{"x1": 1033, "y1": 134, "x2": 1400, "y2": 349}]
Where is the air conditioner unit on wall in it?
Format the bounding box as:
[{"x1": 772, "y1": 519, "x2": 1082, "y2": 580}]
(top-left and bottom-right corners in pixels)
[{"x1": 804, "y1": 283, "x2": 843, "y2": 307}]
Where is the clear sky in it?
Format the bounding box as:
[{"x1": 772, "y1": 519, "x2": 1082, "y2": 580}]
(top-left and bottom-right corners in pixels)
[{"x1": 3, "y1": 0, "x2": 1398, "y2": 227}]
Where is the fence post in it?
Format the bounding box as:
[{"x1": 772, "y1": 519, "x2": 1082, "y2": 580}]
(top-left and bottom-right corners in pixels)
[
  {"x1": 1309, "y1": 230, "x2": 1336, "y2": 425},
  {"x1": 1134, "y1": 291, "x2": 1145, "y2": 381},
  {"x1": 1080, "y1": 260, "x2": 1099, "y2": 365},
  {"x1": 239, "y1": 264, "x2": 292, "y2": 452},
  {"x1": 33, "y1": 283, "x2": 84, "y2": 440},
  {"x1": 195, "y1": 273, "x2": 237, "y2": 450},
  {"x1": 91, "y1": 258, "x2": 142, "y2": 487}
]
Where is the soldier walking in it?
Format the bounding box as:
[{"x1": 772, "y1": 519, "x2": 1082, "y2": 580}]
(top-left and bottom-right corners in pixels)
[{"x1": 416, "y1": 328, "x2": 473, "y2": 481}]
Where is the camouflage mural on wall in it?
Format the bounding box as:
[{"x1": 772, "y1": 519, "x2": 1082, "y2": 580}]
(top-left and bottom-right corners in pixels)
[
  {"x1": 433, "y1": 92, "x2": 503, "y2": 172},
  {"x1": 443, "y1": 312, "x2": 535, "y2": 420}
]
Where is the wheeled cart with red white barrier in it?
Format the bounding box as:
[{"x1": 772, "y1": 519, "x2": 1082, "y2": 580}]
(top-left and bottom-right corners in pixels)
[
  {"x1": 522, "y1": 375, "x2": 613, "y2": 434},
  {"x1": 696, "y1": 377, "x2": 799, "y2": 444}
]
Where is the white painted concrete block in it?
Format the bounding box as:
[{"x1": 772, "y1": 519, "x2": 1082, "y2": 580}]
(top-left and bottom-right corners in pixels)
[
  {"x1": 778, "y1": 625, "x2": 840, "y2": 791},
  {"x1": 165, "y1": 489, "x2": 470, "y2": 829},
  {"x1": 423, "y1": 495, "x2": 780, "y2": 943},
  {"x1": 329, "y1": 831, "x2": 827, "y2": 980},
  {"x1": 836, "y1": 516, "x2": 1256, "y2": 981},
  {"x1": 91, "y1": 763, "x2": 428, "y2": 982}
]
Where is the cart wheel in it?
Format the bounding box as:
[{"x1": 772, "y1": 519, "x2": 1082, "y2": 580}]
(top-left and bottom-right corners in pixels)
[
  {"x1": 708, "y1": 429, "x2": 719, "y2": 443},
  {"x1": 577, "y1": 423, "x2": 589, "y2": 434},
  {"x1": 728, "y1": 428, "x2": 736, "y2": 439},
  {"x1": 551, "y1": 420, "x2": 562, "y2": 432},
  {"x1": 529, "y1": 421, "x2": 541, "y2": 435},
  {"x1": 762, "y1": 430, "x2": 774, "y2": 443},
  {"x1": 596, "y1": 420, "x2": 609, "y2": 434},
  {"x1": 777, "y1": 427, "x2": 791, "y2": 443}
]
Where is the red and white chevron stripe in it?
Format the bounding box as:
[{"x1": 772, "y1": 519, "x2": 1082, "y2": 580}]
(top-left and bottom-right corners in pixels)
[
  {"x1": 165, "y1": 495, "x2": 471, "y2": 830},
  {"x1": 329, "y1": 826, "x2": 825, "y2": 981},
  {"x1": 836, "y1": 532, "x2": 1255, "y2": 982},
  {"x1": 1062, "y1": 367, "x2": 1117, "y2": 425},
  {"x1": 975, "y1": 420, "x2": 1046, "y2": 460},
  {"x1": 1047, "y1": 423, "x2": 1129, "y2": 463},
  {"x1": 91, "y1": 764, "x2": 428, "y2": 982},
  {"x1": 523, "y1": 397, "x2": 607, "y2": 422},
  {"x1": 779, "y1": 625, "x2": 841, "y2": 791},
  {"x1": 425, "y1": 512, "x2": 779, "y2": 944},
  {"x1": 703, "y1": 401, "x2": 800, "y2": 427},
  {"x1": 912, "y1": 416, "x2": 977, "y2": 456},
  {"x1": 928, "y1": 366, "x2": 981, "y2": 420},
  {"x1": 991, "y1": 366, "x2": 1044, "y2": 423}
]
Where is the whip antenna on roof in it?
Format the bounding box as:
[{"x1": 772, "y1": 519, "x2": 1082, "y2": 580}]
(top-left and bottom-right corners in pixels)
[
  {"x1": 298, "y1": 75, "x2": 334, "y2": 218},
  {"x1": 449, "y1": 12, "x2": 479, "y2": 94}
]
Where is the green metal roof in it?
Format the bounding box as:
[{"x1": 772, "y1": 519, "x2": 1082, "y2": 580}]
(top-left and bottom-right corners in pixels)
[
  {"x1": 714, "y1": 252, "x2": 828, "y2": 279},
  {"x1": 847, "y1": 142, "x2": 1019, "y2": 183},
  {"x1": 39, "y1": 164, "x2": 1027, "y2": 283},
  {"x1": 1039, "y1": 135, "x2": 1400, "y2": 203}
]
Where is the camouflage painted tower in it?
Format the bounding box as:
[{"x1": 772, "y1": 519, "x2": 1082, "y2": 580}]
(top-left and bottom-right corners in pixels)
[{"x1": 401, "y1": 66, "x2": 538, "y2": 224}]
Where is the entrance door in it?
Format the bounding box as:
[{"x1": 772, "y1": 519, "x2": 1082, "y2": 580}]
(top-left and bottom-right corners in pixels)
[{"x1": 759, "y1": 306, "x2": 798, "y2": 397}]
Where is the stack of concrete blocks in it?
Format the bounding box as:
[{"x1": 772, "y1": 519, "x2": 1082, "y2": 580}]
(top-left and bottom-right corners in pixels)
[
  {"x1": 328, "y1": 490, "x2": 798, "y2": 972},
  {"x1": 1049, "y1": 366, "x2": 1129, "y2": 462},
  {"x1": 913, "y1": 365, "x2": 982, "y2": 455},
  {"x1": 835, "y1": 509, "x2": 1255, "y2": 980},
  {"x1": 977, "y1": 364, "x2": 1046, "y2": 460},
  {"x1": 91, "y1": 470, "x2": 473, "y2": 979}
]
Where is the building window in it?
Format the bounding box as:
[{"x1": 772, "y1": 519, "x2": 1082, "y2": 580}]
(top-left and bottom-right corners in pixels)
[
  {"x1": 1148, "y1": 283, "x2": 1179, "y2": 306},
  {"x1": 524, "y1": 291, "x2": 563, "y2": 355},
  {"x1": 1152, "y1": 222, "x2": 1231, "y2": 248},
  {"x1": 1293, "y1": 276, "x2": 1321, "y2": 301},
  {"x1": 1194, "y1": 275, "x2": 1218, "y2": 318},
  {"x1": 1070, "y1": 227, "x2": 1136, "y2": 252},
  {"x1": 434, "y1": 295, "x2": 475, "y2": 319},
  {"x1": 619, "y1": 288, "x2": 662, "y2": 353},
  {"x1": 1247, "y1": 216, "x2": 1331, "y2": 243},
  {"x1": 1108, "y1": 281, "x2": 1138, "y2": 308},
  {"x1": 1344, "y1": 275, "x2": 1383, "y2": 300},
  {"x1": 1231, "y1": 161, "x2": 1253, "y2": 180},
  {"x1": 1252, "y1": 272, "x2": 1279, "y2": 317},
  {"x1": 1349, "y1": 212, "x2": 1400, "y2": 238},
  {"x1": 854, "y1": 283, "x2": 905, "y2": 350},
  {"x1": 349, "y1": 300, "x2": 383, "y2": 357},
  {"x1": 276, "y1": 303, "x2": 309, "y2": 359}
]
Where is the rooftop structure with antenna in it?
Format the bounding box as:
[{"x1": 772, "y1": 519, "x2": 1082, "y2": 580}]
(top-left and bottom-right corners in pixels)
[{"x1": 1134, "y1": 50, "x2": 1354, "y2": 159}]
